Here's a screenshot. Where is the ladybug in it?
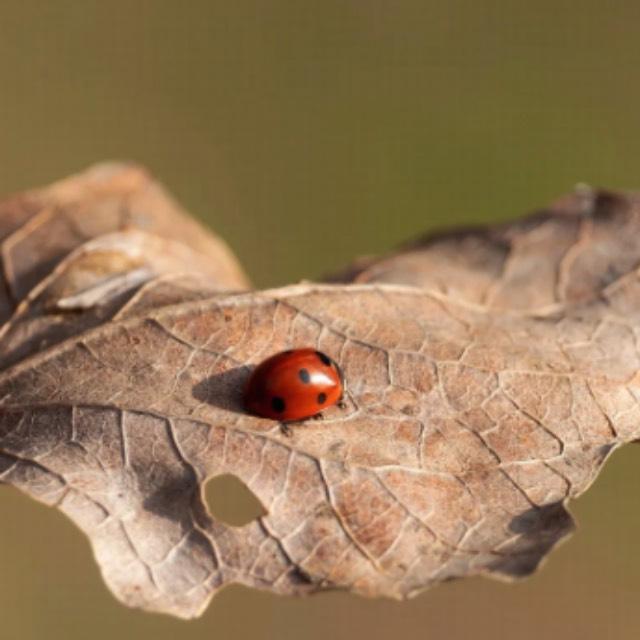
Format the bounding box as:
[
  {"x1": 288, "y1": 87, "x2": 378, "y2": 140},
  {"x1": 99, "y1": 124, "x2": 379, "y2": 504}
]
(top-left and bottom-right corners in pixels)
[{"x1": 243, "y1": 348, "x2": 344, "y2": 425}]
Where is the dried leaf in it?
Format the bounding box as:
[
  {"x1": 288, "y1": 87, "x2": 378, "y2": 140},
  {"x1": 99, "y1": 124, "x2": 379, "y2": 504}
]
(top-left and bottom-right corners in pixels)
[{"x1": 0, "y1": 169, "x2": 637, "y2": 618}]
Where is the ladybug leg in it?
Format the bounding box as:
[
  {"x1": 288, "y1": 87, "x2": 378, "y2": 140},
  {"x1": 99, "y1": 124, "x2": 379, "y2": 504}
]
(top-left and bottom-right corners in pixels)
[
  {"x1": 338, "y1": 388, "x2": 355, "y2": 411},
  {"x1": 279, "y1": 422, "x2": 293, "y2": 437},
  {"x1": 311, "y1": 412, "x2": 324, "y2": 421}
]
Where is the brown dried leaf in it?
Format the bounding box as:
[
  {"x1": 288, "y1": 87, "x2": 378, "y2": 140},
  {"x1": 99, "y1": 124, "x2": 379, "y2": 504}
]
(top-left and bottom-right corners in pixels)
[
  {"x1": 0, "y1": 162, "x2": 248, "y2": 312},
  {"x1": 0, "y1": 169, "x2": 638, "y2": 618}
]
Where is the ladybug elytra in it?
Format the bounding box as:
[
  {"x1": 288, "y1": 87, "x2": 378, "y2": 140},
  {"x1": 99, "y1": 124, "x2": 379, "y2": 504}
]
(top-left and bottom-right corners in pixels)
[{"x1": 243, "y1": 348, "x2": 344, "y2": 423}]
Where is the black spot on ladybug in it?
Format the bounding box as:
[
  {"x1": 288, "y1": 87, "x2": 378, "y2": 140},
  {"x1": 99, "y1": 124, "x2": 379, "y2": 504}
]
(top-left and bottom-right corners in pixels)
[
  {"x1": 271, "y1": 396, "x2": 286, "y2": 413},
  {"x1": 317, "y1": 392, "x2": 327, "y2": 404},
  {"x1": 298, "y1": 368, "x2": 311, "y2": 384},
  {"x1": 315, "y1": 351, "x2": 332, "y2": 367}
]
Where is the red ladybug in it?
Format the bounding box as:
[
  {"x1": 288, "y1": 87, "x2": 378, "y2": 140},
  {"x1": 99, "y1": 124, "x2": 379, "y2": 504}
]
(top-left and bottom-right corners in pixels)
[{"x1": 244, "y1": 348, "x2": 344, "y2": 422}]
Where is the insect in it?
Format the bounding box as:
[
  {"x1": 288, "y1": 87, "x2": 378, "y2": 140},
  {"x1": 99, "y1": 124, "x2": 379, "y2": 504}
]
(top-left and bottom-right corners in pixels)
[{"x1": 243, "y1": 348, "x2": 344, "y2": 427}]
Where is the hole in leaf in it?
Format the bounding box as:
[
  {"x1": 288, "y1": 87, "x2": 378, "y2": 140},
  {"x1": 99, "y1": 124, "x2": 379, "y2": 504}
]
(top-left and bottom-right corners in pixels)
[{"x1": 203, "y1": 473, "x2": 266, "y2": 527}]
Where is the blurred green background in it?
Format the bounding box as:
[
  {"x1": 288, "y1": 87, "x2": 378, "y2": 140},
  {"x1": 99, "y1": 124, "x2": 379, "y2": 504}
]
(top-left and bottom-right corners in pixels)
[{"x1": 1, "y1": 1, "x2": 640, "y2": 639}]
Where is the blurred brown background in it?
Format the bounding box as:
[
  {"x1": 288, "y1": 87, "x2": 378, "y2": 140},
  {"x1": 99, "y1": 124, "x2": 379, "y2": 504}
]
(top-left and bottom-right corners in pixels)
[{"x1": 1, "y1": 1, "x2": 640, "y2": 639}]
